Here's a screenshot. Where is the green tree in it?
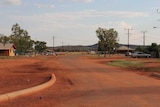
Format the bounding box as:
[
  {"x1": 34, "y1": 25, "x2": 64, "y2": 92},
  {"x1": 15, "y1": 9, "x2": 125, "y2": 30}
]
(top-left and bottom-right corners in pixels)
[
  {"x1": 136, "y1": 43, "x2": 160, "y2": 58},
  {"x1": 34, "y1": 41, "x2": 47, "y2": 53},
  {"x1": 148, "y1": 43, "x2": 159, "y2": 58},
  {"x1": 97, "y1": 41, "x2": 104, "y2": 51},
  {"x1": 96, "y1": 27, "x2": 118, "y2": 57},
  {"x1": 10, "y1": 23, "x2": 33, "y2": 54},
  {"x1": 136, "y1": 46, "x2": 149, "y2": 53},
  {"x1": 0, "y1": 35, "x2": 10, "y2": 45}
]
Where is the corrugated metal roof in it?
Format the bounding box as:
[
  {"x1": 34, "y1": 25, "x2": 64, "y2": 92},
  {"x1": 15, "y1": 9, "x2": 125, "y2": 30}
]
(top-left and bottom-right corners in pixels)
[
  {"x1": 0, "y1": 43, "x2": 16, "y2": 50},
  {"x1": 118, "y1": 46, "x2": 135, "y2": 51}
]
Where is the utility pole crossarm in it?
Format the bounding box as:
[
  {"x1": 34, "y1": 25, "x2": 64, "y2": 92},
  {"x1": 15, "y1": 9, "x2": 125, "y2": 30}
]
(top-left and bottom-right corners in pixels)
[
  {"x1": 125, "y1": 28, "x2": 133, "y2": 52},
  {"x1": 53, "y1": 36, "x2": 55, "y2": 53},
  {"x1": 141, "y1": 31, "x2": 147, "y2": 46}
]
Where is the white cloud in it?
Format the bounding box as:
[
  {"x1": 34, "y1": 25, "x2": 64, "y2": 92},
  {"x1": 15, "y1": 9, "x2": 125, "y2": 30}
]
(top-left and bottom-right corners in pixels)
[
  {"x1": 10, "y1": 10, "x2": 149, "y2": 32},
  {"x1": 0, "y1": 0, "x2": 21, "y2": 6},
  {"x1": 59, "y1": 0, "x2": 93, "y2": 3},
  {"x1": 44, "y1": 10, "x2": 148, "y2": 21},
  {"x1": 92, "y1": 11, "x2": 149, "y2": 18},
  {"x1": 10, "y1": 10, "x2": 149, "y2": 30},
  {"x1": 35, "y1": 4, "x2": 55, "y2": 8},
  {"x1": 72, "y1": 0, "x2": 93, "y2": 2},
  {"x1": 49, "y1": 10, "x2": 149, "y2": 19},
  {"x1": 117, "y1": 21, "x2": 144, "y2": 45},
  {"x1": 9, "y1": 10, "x2": 149, "y2": 46},
  {"x1": 120, "y1": 21, "x2": 132, "y2": 29}
]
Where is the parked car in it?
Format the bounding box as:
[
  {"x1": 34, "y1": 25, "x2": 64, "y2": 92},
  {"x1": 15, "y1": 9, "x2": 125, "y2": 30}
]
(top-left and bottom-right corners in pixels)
[
  {"x1": 125, "y1": 52, "x2": 132, "y2": 56},
  {"x1": 131, "y1": 52, "x2": 151, "y2": 58}
]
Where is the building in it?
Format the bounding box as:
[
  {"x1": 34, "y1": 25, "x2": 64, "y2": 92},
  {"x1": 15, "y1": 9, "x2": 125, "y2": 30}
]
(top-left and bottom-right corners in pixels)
[
  {"x1": 0, "y1": 43, "x2": 16, "y2": 56},
  {"x1": 117, "y1": 46, "x2": 135, "y2": 54}
]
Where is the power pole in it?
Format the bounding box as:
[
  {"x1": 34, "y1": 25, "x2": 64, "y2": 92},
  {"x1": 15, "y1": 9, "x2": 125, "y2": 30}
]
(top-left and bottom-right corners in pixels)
[
  {"x1": 125, "y1": 28, "x2": 133, "y2": 52},
  {"x1": 141, "y1": 31, "x2": 147, "y2": 46},
  {"x1": 61, "y1": 42, "x2": 64, "y2": 52},
  {"x1": 53, "y1": 36, "x2": 55, "y2": 53}
]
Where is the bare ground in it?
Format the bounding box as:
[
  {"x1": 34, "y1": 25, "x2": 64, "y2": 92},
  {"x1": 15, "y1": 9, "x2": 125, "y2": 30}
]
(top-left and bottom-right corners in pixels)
[{"x1": 0, "y1": 54, "x2": 160, "y2": 107}]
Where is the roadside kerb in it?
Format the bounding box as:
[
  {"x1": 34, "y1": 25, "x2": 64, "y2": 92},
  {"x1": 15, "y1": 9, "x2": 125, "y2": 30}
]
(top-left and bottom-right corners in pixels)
[{"x1": 0, "y1": 73, "x2": 56, "y2": 102}]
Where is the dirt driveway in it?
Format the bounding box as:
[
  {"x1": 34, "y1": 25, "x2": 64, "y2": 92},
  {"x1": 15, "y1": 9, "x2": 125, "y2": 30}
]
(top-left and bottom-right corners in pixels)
[{"x1": 0, "y1": 54, "x2": 160, "y2": 107}]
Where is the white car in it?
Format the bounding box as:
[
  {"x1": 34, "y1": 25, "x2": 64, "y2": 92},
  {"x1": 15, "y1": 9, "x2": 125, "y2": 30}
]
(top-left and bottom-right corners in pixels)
[
  {"x1": 125, "y1": 52, "x2": 132, "y2": 56},
  {"x1": 131, "y1": 52, "x2": 151, "y2": 58}
]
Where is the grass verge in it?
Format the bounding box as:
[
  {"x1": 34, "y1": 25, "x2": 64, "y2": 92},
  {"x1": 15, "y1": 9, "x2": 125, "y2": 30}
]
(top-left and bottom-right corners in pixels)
[
  {"x1": 146, "y1": 67, "x2": 160, "y2": 72},
  {"x1": 109, "y1": 60, "x2": 144, "y2": 69}
]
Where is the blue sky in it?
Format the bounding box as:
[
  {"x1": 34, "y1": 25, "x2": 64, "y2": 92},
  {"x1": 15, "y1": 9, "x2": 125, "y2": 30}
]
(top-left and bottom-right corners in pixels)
[{"x1": 0, "y1": 0, "x2": 160, "y2": 46}]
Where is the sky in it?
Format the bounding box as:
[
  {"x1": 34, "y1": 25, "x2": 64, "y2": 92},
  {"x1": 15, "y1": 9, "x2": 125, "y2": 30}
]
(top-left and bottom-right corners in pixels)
[{"x1": 0, "y1": 0, "x2": 160, "y2": 46}]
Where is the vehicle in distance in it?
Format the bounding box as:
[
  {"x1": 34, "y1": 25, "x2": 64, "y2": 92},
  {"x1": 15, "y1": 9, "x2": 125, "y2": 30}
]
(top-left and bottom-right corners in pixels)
[
  {"x1": 125, "y1": 52, "x2": 132, "y2": 56},
  {"x1": 131, "y1": 52, "x2": 151, "y2": 58}
]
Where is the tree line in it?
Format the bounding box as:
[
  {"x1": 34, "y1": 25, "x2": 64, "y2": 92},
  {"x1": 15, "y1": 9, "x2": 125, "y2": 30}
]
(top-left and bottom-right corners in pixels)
[
  {"x1": 96, "y1": 27, "x2": 160, "y2": 58},
  {"x1": 0, "y1": 23, "x2": 47, "y2": 55},
  {"x1": 136, "y1": 43, "x2": 160, "y2": 58}
]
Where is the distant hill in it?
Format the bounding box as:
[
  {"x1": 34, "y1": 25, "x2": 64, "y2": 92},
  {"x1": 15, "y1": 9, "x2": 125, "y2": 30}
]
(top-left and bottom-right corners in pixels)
[
  {"x1": 47, "y1": 44, "x2": 140, "y2": 52},
  {"x1": 48, "y1": 45, "x2": 97, "y2": 52}
]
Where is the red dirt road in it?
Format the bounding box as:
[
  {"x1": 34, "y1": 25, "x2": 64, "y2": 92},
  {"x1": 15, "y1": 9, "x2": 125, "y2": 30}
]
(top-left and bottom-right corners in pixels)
[{"x1": 0, "y1": 55, "x2": 160, "y2": 107}]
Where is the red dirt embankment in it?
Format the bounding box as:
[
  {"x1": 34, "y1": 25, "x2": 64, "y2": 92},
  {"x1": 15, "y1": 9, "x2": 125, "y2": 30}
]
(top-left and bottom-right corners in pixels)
[{"x1": 0, "y1": 56, "x2": 58, "y2": 94}]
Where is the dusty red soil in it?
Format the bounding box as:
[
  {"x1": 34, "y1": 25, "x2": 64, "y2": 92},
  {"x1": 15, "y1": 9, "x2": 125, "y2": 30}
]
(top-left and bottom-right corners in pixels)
[
  {"x1": 0, "y1": 55, "x2": 73, "y2": 107},
  {"x1": 87, "y1": 54, "x2": 160, "y2": 79},
  {"x1": 0, "y1": 54, "x2": 160, "y2": 107},
  {"x1": 0, "y1": 56, "x2": 58, "y2": 94}
]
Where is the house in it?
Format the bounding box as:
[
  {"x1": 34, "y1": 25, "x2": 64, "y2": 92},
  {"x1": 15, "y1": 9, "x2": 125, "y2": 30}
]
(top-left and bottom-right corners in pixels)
[
  {"x1": 117, "y1": 46, "x2": 135, "y2": 54},
  {"x1": 0, "y1": 43, "x2": 16, "y2": 56}
]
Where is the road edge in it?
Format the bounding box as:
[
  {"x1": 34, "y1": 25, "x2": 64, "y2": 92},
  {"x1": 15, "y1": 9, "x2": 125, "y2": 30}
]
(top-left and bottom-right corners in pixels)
[{"x1": 0, "y1": 73, "x2": 56, "y2": 102}]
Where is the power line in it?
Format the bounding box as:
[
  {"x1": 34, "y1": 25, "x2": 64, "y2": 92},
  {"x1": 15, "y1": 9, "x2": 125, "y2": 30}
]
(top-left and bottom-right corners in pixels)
[
  {"x1": 141, "y1": 31, "x2": 147, "y2": 46},
  {"x1": 53, "y1": 36, "x2": 55, "y2": 52},
  {"x1": 125, "y1": 28, "x2": 133, "y2": 52},
  {"x1": 61, "y1": 42, "x2": 64, "y2": 52}
]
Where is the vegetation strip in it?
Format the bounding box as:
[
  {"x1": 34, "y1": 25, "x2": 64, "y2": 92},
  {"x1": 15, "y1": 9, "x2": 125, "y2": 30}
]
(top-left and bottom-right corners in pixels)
[
  {"x1": 109, "y1": 60, "x2": 144, "y2": 69},
  {"x1": 0, "y1": 74, "x2": 56, "y2": 102}
]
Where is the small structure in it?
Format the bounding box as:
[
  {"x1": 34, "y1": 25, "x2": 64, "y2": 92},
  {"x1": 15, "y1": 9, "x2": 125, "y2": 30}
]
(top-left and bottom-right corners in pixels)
[
  {"x1": 0, "y1": 43, "x2": 16, "y2": 56},
  {"x1": 117, "y1": 46, "x2": 135, "y2": 54}
]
